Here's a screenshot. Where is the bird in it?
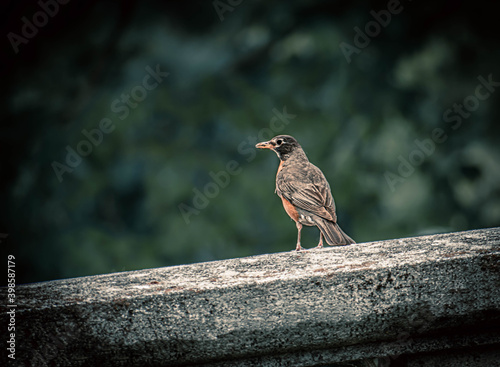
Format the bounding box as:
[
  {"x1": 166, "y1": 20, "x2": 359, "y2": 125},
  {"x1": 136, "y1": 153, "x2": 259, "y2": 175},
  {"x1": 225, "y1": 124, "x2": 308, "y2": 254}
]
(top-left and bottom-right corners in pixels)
[{"x1": 255, "y1": 134, "x2": 355, "y2": 251}]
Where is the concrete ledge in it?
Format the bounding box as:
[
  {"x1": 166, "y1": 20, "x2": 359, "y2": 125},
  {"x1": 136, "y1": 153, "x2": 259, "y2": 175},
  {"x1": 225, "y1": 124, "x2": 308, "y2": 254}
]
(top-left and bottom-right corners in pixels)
[{"x1": 1, "y1": 227, "x2": 499, "y2": 366}]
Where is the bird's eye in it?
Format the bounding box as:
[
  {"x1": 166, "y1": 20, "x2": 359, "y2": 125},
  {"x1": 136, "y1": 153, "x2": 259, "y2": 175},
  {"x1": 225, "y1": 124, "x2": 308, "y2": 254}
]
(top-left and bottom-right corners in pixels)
[{"x1": 276, "y1": 139, "x2": 283, "y2": 145}]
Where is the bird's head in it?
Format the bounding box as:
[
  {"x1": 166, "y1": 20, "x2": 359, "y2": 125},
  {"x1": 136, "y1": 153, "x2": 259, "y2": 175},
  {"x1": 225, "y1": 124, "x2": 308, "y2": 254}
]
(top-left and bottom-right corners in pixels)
[{"x1": 255, "y1": 135, "x2": 301, "y2": 159}]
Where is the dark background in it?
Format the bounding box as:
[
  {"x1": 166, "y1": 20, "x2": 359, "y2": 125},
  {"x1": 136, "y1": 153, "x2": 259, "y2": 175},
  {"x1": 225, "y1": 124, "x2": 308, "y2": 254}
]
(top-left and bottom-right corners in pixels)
[{"x1": 1, "y1": 0, "x2": 499, "y2": 284}]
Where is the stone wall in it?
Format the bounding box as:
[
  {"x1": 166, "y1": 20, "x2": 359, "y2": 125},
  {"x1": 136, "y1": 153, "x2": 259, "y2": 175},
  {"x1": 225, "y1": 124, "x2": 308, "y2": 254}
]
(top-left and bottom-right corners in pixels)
[{"x1": 1, "y1": 227, "x2": 499, "y2": 366}]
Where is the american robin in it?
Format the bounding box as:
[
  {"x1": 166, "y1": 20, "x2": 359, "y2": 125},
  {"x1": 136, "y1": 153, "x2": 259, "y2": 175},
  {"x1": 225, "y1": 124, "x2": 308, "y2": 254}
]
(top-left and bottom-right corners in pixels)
[{"x1": 256, "y1": 135, "x2": 355, "y2": 251}]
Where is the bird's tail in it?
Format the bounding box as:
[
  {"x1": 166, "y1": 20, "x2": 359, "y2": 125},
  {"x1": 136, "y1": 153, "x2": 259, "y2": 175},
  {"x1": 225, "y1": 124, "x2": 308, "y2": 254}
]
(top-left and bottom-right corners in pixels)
[{"x1": 316, "y1": 218, "x2": 355, "y2": 246}]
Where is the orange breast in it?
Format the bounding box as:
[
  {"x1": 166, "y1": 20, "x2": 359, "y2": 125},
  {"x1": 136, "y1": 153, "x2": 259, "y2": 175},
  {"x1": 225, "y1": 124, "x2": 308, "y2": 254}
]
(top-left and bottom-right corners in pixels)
[
  {"x1": 276, "y1": 160, "x2": 299, "y2": 222},
  {"x1": 277, "y1": 160, "x2": 284, "y2": 174},
  {"x1": 280, "y1": 196, "x2": 299, "y2": 222}
]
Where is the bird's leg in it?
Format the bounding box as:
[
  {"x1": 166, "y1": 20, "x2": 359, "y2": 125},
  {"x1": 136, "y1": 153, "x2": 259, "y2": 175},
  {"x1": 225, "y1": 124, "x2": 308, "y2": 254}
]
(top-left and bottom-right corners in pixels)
[
  {"x1": 295, "y1": 222, "x2": 305, "y2": 251},
  {"x1": 316, "y1": 232, "x2": 324, "y2": 249}
]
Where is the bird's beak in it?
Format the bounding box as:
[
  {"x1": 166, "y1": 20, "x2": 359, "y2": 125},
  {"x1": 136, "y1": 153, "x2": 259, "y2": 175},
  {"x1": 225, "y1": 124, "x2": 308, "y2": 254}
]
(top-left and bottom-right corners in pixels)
[{"x1": 255, "y1": 140, "x2": 274, "y2": 149}]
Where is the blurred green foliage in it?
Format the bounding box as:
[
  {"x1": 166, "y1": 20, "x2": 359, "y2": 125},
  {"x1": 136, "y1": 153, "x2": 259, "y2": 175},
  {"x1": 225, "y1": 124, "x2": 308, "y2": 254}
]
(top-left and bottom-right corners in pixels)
[{"x1": 1, "y1": 0, "x2": 499, "y2": 283}]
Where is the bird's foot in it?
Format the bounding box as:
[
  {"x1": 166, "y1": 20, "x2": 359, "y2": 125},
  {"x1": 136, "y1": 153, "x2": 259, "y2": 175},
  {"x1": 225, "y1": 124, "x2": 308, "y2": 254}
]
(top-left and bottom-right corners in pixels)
[
  {"x1": 315, "y1": 243, "x2": 324, "y2": 249},
  {"x1": 295, "y1": 243, "x2": 307, "y2": 252}
]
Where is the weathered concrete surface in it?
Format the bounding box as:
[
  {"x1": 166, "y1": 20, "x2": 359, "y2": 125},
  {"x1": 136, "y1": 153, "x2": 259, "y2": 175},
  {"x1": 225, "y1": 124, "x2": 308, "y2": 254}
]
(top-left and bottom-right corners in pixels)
[{"x1": 1, "y1": 227, "x2": 499, "y2": 367}]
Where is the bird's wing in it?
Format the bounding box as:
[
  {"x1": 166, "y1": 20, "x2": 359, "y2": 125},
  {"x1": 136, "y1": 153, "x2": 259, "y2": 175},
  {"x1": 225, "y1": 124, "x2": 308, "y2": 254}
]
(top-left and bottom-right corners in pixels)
[{"x1": 277, "y1": 163, "x2": 337, "y2": 222}]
